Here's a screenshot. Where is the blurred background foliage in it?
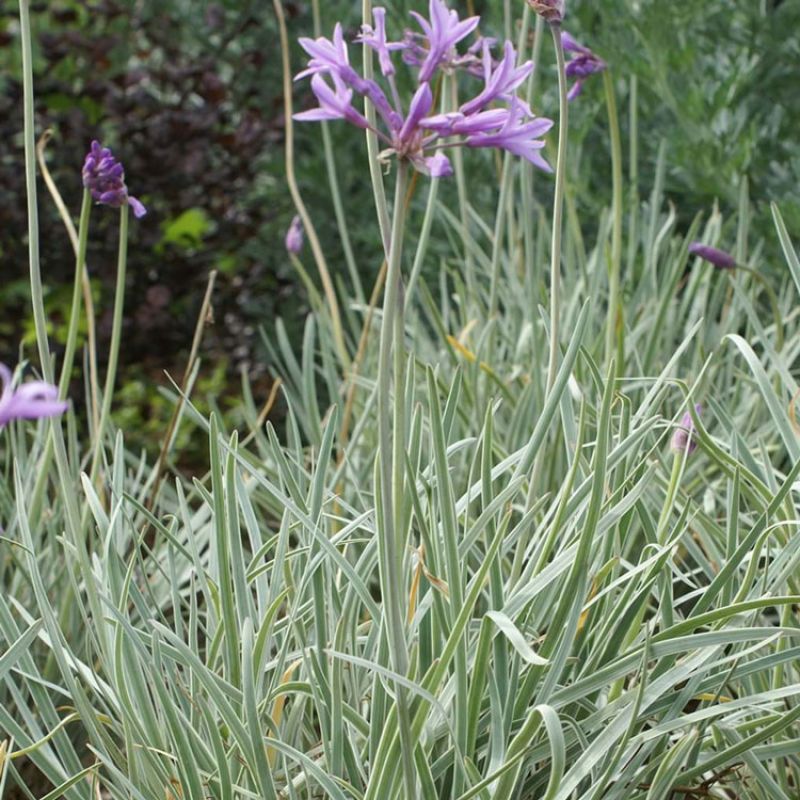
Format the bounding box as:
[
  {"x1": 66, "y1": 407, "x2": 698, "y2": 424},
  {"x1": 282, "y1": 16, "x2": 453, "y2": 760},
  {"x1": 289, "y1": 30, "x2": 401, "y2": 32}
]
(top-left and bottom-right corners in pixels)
[{"x1": 0, "y1": 0, "x2": 797, "y2": 461}]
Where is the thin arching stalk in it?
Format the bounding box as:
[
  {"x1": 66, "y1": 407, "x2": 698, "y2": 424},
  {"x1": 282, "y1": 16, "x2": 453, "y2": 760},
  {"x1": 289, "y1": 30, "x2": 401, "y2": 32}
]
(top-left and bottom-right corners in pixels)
[{"x1": 545, "y1": 22, "x2": 569, "y2": 394}]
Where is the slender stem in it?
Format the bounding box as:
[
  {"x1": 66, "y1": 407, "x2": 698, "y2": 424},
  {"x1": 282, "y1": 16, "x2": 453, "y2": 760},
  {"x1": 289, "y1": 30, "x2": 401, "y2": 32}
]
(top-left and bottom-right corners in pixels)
[
  {"x1": 273, "y1": 0, "x2": 350, "y2": 369},
  {"x1": 59, "y1": 191, "x2": 92, "y2": 397},
  {"x1": 604, "y1": 69, "x2": 624, "y2": 369},
  {"x1": 655, "y1": 453, "x2": 684, "y2": 631},
  {"x1": 311, "y1": 0, "x2": 364, "y2": 304},
  {"x1": 36, "y1": 134, "x2": 100, "y2": 430},
  {"x1": 545, "y1": 23, "x2": 569, "y2": 394},
  {"x1": 450, "y1": 76, "x2": 474, "y2": 301},
  {"x1": 375, "y1": 161, "x2": 416, "y2": 799},
  {"x1": 19, "y1": 0, "x2": 52, "y2": 380},
  {"x1": 362, "y1": 0, "x2": 391, "y2": 253},
  {"x1": 736, "y1": 265, "x2": 784, "y2": 352},
  {"x1": 88, "y1": 205, "x2": 129, "y2": 490},
  {"x1": 626, "y1": 75, "x2": 639, "y2": 276}
]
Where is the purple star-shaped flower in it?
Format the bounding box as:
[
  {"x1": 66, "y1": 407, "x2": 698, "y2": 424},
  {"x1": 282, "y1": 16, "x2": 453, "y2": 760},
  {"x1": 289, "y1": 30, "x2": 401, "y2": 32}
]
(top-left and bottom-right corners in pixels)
[
  {"x1": 410, "y1": 0, "x2": 479, "y2": 82},
  {"x1": 562, "y1": 32, "x2": 606, "y2": 101},
  {"x1": 0, "y1": 364, "x2": 68, "y2": 428},
  {"x1": 294, "y1": 73, "x2": 371, "y2": 129},
  {"x1": 460, "y1": 41, "x2": 534, "y2": 116},
  {"x1": 357, "y1": 7, "x2": 406, "y2": 77},
  {"x1": 465, "y1": 99, "x2": 553, "y2": 171},
  {"x1": 82, "y1": 141, "x2": 146, "y2": 218}
]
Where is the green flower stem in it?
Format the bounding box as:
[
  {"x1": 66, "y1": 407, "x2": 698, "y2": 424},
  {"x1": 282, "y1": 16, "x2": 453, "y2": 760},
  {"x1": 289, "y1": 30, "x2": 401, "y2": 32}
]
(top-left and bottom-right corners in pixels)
[
  {"x1": 545, "y1": 22, "x2": 569, "y2": 394},
  {"x1": 29, "y1": 191, "x2": 91, "y2": 529},
  {"x1": 376, "y1": 160, "x2": 416, "y2": 800},
  {"x1": 59, "y1": 191, "x2": 92, "y2": 396},
  {"x1": 273, "y1": 0, "x2": 349, "y2": 369},
  {"x1": 19, "y1": 0, "x2": 52, "y2": 380},
  {"x1": 88, "y1": 205, "x2": 129, "y2": 490},
  {"x1": 604, "y1": 69, "x2": 624, "y2": 368},
  {"x1": 735, "y1": 265, "x2": 784, "y2": 352},
  {"x1": 311, "y1": 0, "x2": 364, "y2": 305},
  {"x1": 362, "y1": 0, "x2": 391, "y2": 253},
  {"x1": 655, "y1": 453, "x2": 685, "y2": 631},
  {"x1": 450, "y1": 76, "x2": 475, "y2": 301}
]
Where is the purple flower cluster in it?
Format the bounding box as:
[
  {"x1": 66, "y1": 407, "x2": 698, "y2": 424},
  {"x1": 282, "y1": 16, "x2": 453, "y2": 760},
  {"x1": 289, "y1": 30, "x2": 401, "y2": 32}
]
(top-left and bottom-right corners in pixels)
[
  {"x1": 294, "y1": 1, "x2": 553, "y2": 177},
  {"x1": 671, "y1": 404, "x2": 702, "y2": 455},
  {"x1": 562, "y1": 33, "x2": 606, "y2": 101},
  {"x1": 688, "y1": 242, "x2": 736, "y2": 271},
  {"x1": 0, "y1": 364, "x2": 67, "y2": 428},
  {"x1": 82, "y1": 141, "x2": 147, "y2": 219}
]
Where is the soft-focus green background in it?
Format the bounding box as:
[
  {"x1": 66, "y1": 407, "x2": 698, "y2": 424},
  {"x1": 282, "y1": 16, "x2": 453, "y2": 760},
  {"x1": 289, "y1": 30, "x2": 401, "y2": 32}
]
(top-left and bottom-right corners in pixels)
[{"x1": 1, "y1": 0, "x2": 797, "y2": 457}]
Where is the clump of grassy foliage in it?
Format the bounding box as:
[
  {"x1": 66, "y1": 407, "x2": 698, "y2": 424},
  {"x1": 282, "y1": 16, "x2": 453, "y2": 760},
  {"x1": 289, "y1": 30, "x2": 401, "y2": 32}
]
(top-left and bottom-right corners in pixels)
[{"x1": 2, "y1": 1, "x2": 800, "y2": 799}]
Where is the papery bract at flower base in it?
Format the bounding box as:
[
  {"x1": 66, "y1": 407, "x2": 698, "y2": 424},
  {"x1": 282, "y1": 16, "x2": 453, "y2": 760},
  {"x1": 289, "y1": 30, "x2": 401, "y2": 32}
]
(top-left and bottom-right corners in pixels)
[
  {"x1": 82, "y1": 140, "x2": 146, "y2": 218},
  {"x1": 561, "y1": 32, "x2": 607, "y2": 101},
  {"x1": 0, "y1": 364, "x2": 68, "y2": 428},
  {"x1": 688, "y1": 242, "x2": 737, "y2": 271},
  {"x1": 293, "y1": 2, "x2": 552, "y2": 179},
  {"x1": 528, "y1": 0, "x2": 565, "y2": 23},
  {"x1": 671, "y1": 404, "x2": 702, "y2": 455}
]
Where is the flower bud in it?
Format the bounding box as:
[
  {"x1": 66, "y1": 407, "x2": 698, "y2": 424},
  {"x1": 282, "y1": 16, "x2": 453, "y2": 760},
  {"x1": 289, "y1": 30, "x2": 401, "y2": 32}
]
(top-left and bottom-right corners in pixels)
[
  {"x1": 528, "y1": 0, "x2": 565, "y2": 23},
  {"x1": 671, "y1": 404, "x2": 702, "y2": 455},
  {"x1": 285, "y1": 215, "x2": 304, "y2": 255}
]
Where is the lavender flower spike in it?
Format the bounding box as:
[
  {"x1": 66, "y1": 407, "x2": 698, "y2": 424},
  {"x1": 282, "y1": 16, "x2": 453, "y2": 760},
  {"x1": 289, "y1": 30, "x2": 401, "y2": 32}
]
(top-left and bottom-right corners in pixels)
[
  {"x1": 82, "y1": 140, "x2": 146, "y2": 218},
  {"x1": 671, "y1": 404, "x2": 702, "y2": 455},
  {"x1": 688, "y1": 242, "x2": 737, "y2": 271},
  {"x1": 410, "y1": 0, "x2": 479, "y2": 82},
  {"x1": 562, "y1": 32, "x2": 606, "y2": 101},
  {"x1": 0, "y1": 364, "x2": 68, "y2": 428},
  {"x1": 285, "y1": 215, "x2": 304, "y2": 255},
  {"x1": 528, "y1": 0, "x2": 565, "y2": 23}
]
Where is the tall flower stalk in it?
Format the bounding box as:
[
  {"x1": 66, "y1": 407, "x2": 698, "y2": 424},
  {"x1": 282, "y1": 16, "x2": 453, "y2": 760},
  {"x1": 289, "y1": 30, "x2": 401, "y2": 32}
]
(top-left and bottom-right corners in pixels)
[
  {"x1": 545, "y1": 21, "x2": 569, "y2": 393},
  {"x1": 604, "y1": 69, "x2": 624, "y2": 367},
  {"x1": 293, "y1": 3, "x2": 553, "y2": 793}
]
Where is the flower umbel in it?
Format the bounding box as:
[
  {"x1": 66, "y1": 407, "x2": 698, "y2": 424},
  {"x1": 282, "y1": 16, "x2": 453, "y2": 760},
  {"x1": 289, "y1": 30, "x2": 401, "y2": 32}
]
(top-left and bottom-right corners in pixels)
[
  {"x1": 688, "y1": 242, "x2": 737, "y2": 271},
  {"x1": 671, "y1": 404, "x2": 702, "y2": 455},
  {"x1": 82, "y1": 140, "x2": 146, "y2": 218},
  {"x1": 0, "y1": 364, "x2": 68, "y2": 428},
  {"x1": 285, "y1": 215, "x2": 305, "y2": 255},
  {"x1": 294, "y1": 1, "x2": 552, "y2": 178},
  {"x1": 561, "y1": 33, "x2": 606, "y2": 100}
]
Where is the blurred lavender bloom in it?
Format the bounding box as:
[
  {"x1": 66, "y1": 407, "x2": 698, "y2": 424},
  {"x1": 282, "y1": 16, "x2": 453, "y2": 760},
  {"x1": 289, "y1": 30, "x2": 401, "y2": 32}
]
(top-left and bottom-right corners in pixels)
[
  {"x1": 671, "y1": 404, "x2": 702, "y2": 455},
  {"x1": 294, "y1": 3, "x2": 552, "y2": 178},
  {"x1": 528, "y1": 0, "x2": 565, "y2": 23},
  {"x1": 688, "y1": 242, "x2": 737, "y2": 270},
  {"x1": 285, "y1": 215, "x2": 304, "y2": 255},
  {"x1": 82, "y1": 140, "x2": 146, "y2": 218},
  {"x1": 0, "y1": 364, "x2": 68, "y2": 428},
  {"x1": 561, "y1": 32, "x2": 606, "y2": 100}
]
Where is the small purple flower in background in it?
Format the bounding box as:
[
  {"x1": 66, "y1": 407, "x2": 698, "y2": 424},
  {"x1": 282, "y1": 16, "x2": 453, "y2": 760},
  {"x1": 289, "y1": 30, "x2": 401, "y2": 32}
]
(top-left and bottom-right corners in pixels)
[
  {"x1": 671, "y1": 404, "x2": 702, "y2": 455},
  {"x1": 82, "y1": 140, "x2": 146, "y2": 218},
  {"x1": 561, "y1": 33, "x2": 606, "y2": 101},
  {"x1": 294, "y1": 1, "x2": 553, "y2": 179},
  {"x1": 0, "y1": 364, "x2": 68, "y2": 428},
  {"x1": 528, "y1": 0, "x2": 565, "y2": 24},
  {"x1": 688, "y1": 242, "x2": 737, "y2": 271},
  {"x1": 285, "y1": 215, "x2": 305, "y2": 255}
]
